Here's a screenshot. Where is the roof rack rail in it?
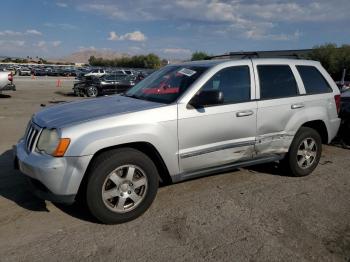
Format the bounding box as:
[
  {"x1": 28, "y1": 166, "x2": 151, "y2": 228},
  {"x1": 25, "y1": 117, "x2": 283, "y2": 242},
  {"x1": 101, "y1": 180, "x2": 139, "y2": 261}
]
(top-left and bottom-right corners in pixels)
[
  {"x1": 209, "y1": 52, "x2": 260, "y2": 59},
  {"x1": 208, "y1": 50, "x2": 307, "y2": 60}
]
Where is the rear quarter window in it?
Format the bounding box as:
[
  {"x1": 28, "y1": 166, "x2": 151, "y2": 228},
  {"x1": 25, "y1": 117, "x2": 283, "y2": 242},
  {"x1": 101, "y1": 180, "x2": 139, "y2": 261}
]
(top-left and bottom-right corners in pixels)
[
  {"x1": 258, "y1": 65, "x2": 298, "y2": 99},
  {"x1": 296, "y1": 65, "x2": 332, "y2": 94}
]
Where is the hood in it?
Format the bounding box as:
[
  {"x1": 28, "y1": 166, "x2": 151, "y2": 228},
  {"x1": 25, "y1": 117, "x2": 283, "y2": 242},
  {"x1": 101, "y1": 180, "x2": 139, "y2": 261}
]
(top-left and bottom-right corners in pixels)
[{"x1": 33, "y1": 95, "x2": 163, "y2": 128}]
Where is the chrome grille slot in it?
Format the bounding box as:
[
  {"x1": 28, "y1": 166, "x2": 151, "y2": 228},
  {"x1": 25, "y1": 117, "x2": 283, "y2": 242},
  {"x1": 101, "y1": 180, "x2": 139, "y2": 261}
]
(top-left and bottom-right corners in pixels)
[
  {"x1": 24, "y1": 122, "x2": 42, "y2": 153},
  {"x1": 25, "y1": 127, "x2": 34, "y2": 150}
]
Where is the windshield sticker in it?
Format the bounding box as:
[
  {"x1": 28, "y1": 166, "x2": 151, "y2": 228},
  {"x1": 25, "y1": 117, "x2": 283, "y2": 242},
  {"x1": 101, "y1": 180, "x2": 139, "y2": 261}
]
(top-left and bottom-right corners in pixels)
[{"x1": 178, "y1": 68, "x2": 196, "y2": 77}]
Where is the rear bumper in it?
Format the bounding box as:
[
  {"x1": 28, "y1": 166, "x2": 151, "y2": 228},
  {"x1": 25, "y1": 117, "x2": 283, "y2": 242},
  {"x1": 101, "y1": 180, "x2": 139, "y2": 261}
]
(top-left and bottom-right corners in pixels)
[
  {"x1": 1, "y1": 83, "x2": 16, "y2": 91},
  {"x1": 328, "y1": 118, "x2": 341, "y2": 143}
]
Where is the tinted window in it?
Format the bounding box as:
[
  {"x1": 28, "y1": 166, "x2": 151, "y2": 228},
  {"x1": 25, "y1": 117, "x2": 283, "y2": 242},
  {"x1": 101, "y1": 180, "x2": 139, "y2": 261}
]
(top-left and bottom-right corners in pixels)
[
  {"x1": 202, "y1": 66, "x2": 251, "y2": 104},
  {"x1": 258, "y1": 65, "x2": 298, "y2": 99},
  {"x1": 296, "y1": 66, "x2": 332, "y2": 94}
]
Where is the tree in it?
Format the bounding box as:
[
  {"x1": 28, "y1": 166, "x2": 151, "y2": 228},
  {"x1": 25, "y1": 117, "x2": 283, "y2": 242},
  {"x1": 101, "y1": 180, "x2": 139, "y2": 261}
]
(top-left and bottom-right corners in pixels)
[
  {"x1": 3, "y1": 57, "x2": 12, "y2": 63},
  {"x1": 88, "y1": 54, "x2": 162, "y2": 69},
  {"x1": 88, "y1": 56, "x2": 96, "y2": 65},
  {"x1": 144, "y1": 53, "x2": 161, "y2": 68},
  {"x1": 307, "y1": 43, "x2": 350, "y2": 80},
  {"x1": 191, "y1": 51, "x2": 210, "y2": 61}
]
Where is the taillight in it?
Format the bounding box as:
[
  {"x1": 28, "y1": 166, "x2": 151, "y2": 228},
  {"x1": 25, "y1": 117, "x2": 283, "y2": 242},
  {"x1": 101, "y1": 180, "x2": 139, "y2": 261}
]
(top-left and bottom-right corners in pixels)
[
  {"x1": 8, "y1": 72, "x2": 13, "y2": 82},
  {"x1": 334, "y1": 94, "x2": 341, "y2": 114}
]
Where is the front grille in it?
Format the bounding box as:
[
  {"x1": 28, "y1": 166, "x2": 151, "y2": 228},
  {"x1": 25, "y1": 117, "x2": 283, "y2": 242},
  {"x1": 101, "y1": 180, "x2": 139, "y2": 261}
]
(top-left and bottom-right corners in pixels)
[{"x1": 24, "y1": 122, "x2": 42, "y2": 153}]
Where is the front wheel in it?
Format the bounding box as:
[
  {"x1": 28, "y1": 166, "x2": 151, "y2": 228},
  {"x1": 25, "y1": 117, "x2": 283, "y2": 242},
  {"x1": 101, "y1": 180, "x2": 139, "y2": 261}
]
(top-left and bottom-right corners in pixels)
[
  {"x1": 86, "y1": 148, "x2": 159, "y2": 224},
  {"x1": 281, "y1": 127, "x2": 322, "y2": 177}
]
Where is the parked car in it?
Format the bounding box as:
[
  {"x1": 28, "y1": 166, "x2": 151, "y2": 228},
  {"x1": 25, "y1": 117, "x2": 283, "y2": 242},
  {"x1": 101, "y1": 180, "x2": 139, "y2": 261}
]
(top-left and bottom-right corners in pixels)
[
  {"x1": 85, "y1": 69, "x2": 106, "y2": 77},
  {"x1": 0, "y1": 71, "x2": 15, "y2": 93},
  {"x1": 33, "y1": 68, "x2": 46, "y2": 76},
  {"x1": 112, "y1": 69, "x2": 137, "y2": 76},
  {"x1": 58, "y1": 68, "x2": 75, "y2": 77},
  {"x1": 75, "y1": 69, "x2": 91, "y2": 80},
  {"x1": 83, "y1": 74, "x2": 137, "y2": 97},
  {"x1": 18, "y1": 67, "x2": 31, "y2": 76},
  {"x1": 5, "y1": 67, "x2": 16, "y2": 75},
  {"x1": 47, "y1": 69, "x2": 60, "y2": 76},
  {"x1": 14, "y1": 58, "x2": 341, "y2": 224},
  {"x1": 338, "y1": 89, "x2": 350, "y2": 145},
  {"x1": 73, "y1": 75, "x2": 102, "y2": 96}
]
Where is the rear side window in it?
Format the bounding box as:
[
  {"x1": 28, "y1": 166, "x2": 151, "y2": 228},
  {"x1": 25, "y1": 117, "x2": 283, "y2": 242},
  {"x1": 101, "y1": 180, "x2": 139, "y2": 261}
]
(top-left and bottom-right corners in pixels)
[
  {"x1": 258, "y1": 65, "x2": 298, "y2": 99},
  {"x1": 296, "y1": 66, "x2": 332, "y2": 94},
  {"x1": 202, "y1": 66, "x2": 251, "y2": 104}
]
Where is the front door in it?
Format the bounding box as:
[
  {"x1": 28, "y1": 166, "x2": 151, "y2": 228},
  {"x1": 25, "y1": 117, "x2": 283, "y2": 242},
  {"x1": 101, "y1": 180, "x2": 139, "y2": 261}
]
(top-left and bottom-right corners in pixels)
[{"x1": 178, "y1": 62, "x2": 257, "y2": 173}]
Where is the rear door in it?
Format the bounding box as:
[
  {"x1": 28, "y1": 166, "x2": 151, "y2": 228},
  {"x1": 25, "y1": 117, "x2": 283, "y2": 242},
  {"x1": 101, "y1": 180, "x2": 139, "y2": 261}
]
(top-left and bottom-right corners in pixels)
[{"x1": 253, "y1": 60, "x2": 306, "y2": 155}]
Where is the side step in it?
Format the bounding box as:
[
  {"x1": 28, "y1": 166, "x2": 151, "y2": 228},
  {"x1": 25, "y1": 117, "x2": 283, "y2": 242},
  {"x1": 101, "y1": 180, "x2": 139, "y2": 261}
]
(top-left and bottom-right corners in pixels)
[{"x1": 172, "y1": 155, "x2": 284, "y2": 183}]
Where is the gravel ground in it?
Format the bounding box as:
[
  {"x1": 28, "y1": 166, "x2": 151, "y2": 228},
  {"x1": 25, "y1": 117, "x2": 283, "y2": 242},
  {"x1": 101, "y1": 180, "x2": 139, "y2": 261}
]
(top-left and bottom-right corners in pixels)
[{"x1": 0, "y1": 77, "x2": 349, "y2": 262}]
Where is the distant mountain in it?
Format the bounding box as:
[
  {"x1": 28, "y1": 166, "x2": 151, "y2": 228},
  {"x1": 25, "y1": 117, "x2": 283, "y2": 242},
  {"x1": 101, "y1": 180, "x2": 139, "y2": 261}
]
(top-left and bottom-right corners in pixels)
[{"x1": 56, "y1": 49, "x2": 130, "y2": 64}]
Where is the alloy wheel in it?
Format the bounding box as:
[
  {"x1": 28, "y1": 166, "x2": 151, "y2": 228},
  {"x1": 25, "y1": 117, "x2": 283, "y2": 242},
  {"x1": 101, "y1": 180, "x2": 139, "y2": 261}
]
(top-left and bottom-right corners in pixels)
[
  {"x1": 296, "y1": 137, "x2": 318, "y2": 169},
  {"x1": 101, "y1": 165, "x2": 148, "y2": 213}
]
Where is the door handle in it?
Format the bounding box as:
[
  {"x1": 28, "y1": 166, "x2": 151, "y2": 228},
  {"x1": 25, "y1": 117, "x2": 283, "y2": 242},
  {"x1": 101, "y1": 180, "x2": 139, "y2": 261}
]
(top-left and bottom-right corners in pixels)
[
  {"x1": 291, "y1": 103, "x2": 304, "y2": 109},
  {"x1": 236, "y1": 110, "x2": 254, "y2": 117}
]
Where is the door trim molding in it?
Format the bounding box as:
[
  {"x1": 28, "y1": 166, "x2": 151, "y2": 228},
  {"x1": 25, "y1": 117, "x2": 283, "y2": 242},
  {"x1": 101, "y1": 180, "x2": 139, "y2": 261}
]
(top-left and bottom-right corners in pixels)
[
  {"x1": 173, "y1": 154, "x2": 284, "y2": 183},
  {"x1": 179, "y1": 140, "x2": 255, "y2": 159}
]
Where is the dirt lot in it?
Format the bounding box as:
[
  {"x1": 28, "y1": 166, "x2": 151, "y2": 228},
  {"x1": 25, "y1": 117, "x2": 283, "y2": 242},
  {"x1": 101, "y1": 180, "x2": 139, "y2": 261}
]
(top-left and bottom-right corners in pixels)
[{"x1": 0, "y1": 77, "x2": 350, "y2": 262}]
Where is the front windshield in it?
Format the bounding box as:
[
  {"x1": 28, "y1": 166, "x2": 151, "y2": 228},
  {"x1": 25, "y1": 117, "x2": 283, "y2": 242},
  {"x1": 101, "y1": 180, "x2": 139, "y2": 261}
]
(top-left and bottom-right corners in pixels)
[{"x1": 125, "y1": 65, "x2": 208, "y2": 104}]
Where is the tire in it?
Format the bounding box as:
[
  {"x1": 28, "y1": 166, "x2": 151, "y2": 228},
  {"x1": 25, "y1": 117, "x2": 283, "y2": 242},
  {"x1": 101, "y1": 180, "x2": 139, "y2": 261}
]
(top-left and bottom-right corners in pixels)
[
  {"x1": 86, "y1": 148, "x2": 159, "y2": 224},
  {"x1": 86, "y1": 86, "x2": 98, "y2": 97},
  {"x1": 281, "y1": 127, "x2": 322, "y2": 177}
]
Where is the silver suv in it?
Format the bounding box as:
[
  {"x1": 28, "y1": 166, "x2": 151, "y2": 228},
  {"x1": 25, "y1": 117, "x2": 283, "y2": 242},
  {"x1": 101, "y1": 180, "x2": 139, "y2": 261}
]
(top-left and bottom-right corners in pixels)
[{"x1": 15, "y1": 58, "x2": 341, "y2": 224}]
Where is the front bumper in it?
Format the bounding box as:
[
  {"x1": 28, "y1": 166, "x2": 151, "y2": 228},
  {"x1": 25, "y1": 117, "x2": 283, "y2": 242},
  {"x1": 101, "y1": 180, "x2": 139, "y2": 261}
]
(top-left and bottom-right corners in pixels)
[
  {"x1": 14, "y1": 139, "x2": 93, "y2": 204},
  {"x1": 1, "y1": 83, "x2": 16, "y2": 91}
]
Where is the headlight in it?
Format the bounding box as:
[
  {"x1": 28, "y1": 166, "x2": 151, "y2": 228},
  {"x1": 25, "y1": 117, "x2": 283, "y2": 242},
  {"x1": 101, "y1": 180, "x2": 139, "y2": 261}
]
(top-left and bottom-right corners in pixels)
[{"x1": 37, "y1": 129, "x2": 70, "y2": 157}]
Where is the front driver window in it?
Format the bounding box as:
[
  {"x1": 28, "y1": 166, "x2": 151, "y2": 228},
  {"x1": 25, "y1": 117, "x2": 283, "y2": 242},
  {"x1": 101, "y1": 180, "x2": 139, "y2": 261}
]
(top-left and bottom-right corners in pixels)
[{"x1": 201, "y1": 66, "x2": 251, "y2": 104}]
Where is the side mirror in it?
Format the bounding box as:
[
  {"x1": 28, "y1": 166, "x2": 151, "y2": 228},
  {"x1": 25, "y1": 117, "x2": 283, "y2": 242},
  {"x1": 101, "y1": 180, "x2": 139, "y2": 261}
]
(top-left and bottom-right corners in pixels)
[{"x1": 190, "y1": 89, "x2": 224, "y2": 108}]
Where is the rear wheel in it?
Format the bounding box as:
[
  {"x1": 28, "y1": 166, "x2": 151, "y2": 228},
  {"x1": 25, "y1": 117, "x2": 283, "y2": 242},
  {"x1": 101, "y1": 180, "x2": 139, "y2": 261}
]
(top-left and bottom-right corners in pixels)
[
  {"x1": 86, "y1": 86, "x2": 98, "y2": 97},
  {"x1": 281, "y1": 127, "x2": 322, "y2": 177},
  {"x1": 86, "y1": 148, "x2": 159, "y2": 224}
]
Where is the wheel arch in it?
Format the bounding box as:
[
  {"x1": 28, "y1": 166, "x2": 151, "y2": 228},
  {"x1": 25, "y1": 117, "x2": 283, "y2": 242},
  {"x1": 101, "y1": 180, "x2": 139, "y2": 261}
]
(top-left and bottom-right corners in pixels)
[
  {"x1": 300, "y1": 120, "x2": 328, "y2": 144},
  {"x1": 77, "y1": 141, "x2": 173, "y2": 199}
]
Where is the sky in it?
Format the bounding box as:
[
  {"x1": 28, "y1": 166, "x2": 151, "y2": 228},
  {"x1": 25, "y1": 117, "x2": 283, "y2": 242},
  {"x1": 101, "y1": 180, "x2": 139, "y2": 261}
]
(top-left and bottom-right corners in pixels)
[{"x1": 0, "y1": 0, "x2": 350, "y2": 60}]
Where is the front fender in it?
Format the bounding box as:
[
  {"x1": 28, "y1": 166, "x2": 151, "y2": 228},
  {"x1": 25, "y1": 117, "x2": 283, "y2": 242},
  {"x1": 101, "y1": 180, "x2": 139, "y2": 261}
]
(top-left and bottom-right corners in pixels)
[{"x1": 63, "y1": 120, "x2": 179, "y2": 175}]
